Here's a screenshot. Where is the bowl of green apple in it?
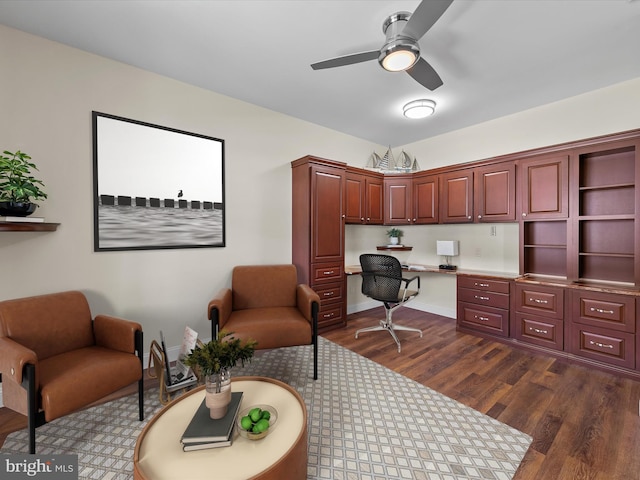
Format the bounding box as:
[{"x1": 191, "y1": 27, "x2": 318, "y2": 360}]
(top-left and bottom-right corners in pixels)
[{"x1": 237, "y1": 405, "x2": 278, "y2": 440}]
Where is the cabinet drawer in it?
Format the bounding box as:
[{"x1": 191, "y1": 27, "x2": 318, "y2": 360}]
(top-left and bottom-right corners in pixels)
[
  {"x1": 458, "y1": 288, "x2": 510, "y2": 309},
  {"x1": 515, "y1": 283, "x2": 564, "y2": 319},
  {"x1": 311, "y1": 263, "x2": 343, "y2": 284},
  {"x1": 514, "y1": 313, "x2": 563, "y2": 351},
  {"x1": 569, "y1": 324, "x2": 635, "y2": 370},
  {"x1": 458, "y1": 302, "x2": 509, "y2": 337},
  {"x1": 314, "y1": 282, "x2": 344, "y2": 305},
  {"x1": 458, "y1": 276, "x2": 510, "y2": 294},
  {"x1": 571, "y1": 291, "x2": 635, "y2": 333},
  {"x1": 317, "y1": 302, "x2": 344, "y2": 328}
]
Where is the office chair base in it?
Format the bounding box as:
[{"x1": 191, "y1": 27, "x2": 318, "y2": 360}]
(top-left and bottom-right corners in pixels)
[{"x1": 355, "y1": 320, "x2": 422, "y2": 353}]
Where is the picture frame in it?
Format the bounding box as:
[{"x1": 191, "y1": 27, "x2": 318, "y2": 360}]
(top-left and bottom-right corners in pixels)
[{"x1": 92, "y1": 111, "x2": 225, "y2": 251}]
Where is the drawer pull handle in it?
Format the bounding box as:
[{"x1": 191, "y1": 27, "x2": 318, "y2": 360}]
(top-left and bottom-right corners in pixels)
[
  {"x1": 474, "y1": 315, "x2": 489, "y2": 322},
  {"x1": 475, "y1": 295, "x2": 490, "y2": 301},
  {"x1": 590, "y1": 307, "x2": 614, "y2": 315},
  {"x1": 474, "y1": 282, "x2": 489, "y2": 287},
  {"x1": 529, "y1": 327, "x2": 548, "y2": 334},
  {"x1": 530, "y1": 298, "x2": 548, "y2": 304},
  {"x1": 323, "y1": 313, "x2": 334, "y2": 318},
  {"x1": 323, "y1": 292, "x2": 334, "y2": 297},
  {"x1": 589, "y1": 340, "x2": 613, "y2": 349},
  {"x1": 323, "y1": 270, "x2": 335, "y2": 275}
]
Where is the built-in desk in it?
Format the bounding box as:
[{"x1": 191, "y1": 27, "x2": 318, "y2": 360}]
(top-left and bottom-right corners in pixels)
[{"x1": 345, "y1": 263, "x2": 519, "y2": 279}]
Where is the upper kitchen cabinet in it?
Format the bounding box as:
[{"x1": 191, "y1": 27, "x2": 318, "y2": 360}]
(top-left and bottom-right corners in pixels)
[
  {"x1": 474, "y1": 162, "x2": 516, "y2": 222},
  {"x1": 440, "y1": 169, "x2": 473, "y2": 223},
  {"x1": 518, "y1": 154, "x2": 569, "y2": 220},
  {"x1": 345, "y1": 168, "x2": 384, "y2": 225},
  {"x1": 384, "y1": 175, "x2": 413, "y2": 225}
]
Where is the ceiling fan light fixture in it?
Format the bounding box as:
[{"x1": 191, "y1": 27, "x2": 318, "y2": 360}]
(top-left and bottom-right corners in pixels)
[
  {"x1": 379, "y1": 39, "x2": 420, "y2": 72},
  {"x1": 403, "y1": 99, "x2": 436, "y2": 119},
  {"x1": 380, "y1": 48, "x2": 417, "y2": 72}
]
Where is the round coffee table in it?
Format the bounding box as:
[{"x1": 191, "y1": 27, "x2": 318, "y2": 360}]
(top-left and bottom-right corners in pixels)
[{"x1": 134, "y1": 376, "x2": 307, "y2": 480}]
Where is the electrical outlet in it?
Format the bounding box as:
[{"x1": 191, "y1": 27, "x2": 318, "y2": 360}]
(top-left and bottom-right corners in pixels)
[{"x1": 490, "y1": 226, "x2": 497, "y2": 236}]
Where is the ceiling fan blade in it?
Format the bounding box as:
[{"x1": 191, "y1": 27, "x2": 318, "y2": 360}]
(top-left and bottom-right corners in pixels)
[
  {"x1": 311, "y1": 50, "x2": 379, "y2": 70},
  {"x1": 402, "y1": 0, "x2": 453, "y2": 40},
  {"x1": 406, "y1": 57, "x2": 443, "y2": 90}
]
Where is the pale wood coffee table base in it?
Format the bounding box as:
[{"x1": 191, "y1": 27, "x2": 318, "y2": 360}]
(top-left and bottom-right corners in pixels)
[{"x1": 134, "y1": 376, "x2": 307, "y2": 480}]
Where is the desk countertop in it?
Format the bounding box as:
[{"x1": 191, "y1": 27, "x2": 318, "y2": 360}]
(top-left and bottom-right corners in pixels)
[{"x1": 345, "y1": 264, "x2": 520, "y2": 279}]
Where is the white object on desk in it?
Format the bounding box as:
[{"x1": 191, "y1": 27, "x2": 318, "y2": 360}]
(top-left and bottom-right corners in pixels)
[{"x1": 436, "y1": 240, "x2": 459, "y2": 256}]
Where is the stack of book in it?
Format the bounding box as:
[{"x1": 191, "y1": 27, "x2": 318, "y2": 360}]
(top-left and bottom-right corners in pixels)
[{"x1": 180, "y1": 391, "x2": 243, "y2": 451}]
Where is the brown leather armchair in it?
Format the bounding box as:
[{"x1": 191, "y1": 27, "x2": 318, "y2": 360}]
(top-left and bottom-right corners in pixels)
[
  {"x1": 208, "y1": 265, "x2": 321, "y2": 379},
  {"x1": 0, "y1": 290, "x2": 144, "y2": 453}
]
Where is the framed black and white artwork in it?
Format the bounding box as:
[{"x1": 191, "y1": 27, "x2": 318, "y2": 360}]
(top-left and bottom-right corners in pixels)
[{"x1": 92, "y1": 112, "x2": 225, "y2": 251}]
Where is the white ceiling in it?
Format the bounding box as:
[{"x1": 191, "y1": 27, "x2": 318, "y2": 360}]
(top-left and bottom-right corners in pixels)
[{"x1": 1, "y1": 0, "x2": 639, "y2": 147}]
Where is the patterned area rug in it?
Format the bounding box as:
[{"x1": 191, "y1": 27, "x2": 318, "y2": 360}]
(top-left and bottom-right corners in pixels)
[{"x1": 2, "y1": 337, "x2": 531, "y2": 479}]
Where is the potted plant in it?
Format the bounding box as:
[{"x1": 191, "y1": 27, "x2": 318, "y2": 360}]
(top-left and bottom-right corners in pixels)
[
  {"x1": 184, "y1": 331, "x2": 256, "y2": 418},
  {"x1": 386, "y1": 228, "x2": 403, "y2": 245},
  {"x1": 0, "y1": 150, "x2": 47, "y2": 216}
]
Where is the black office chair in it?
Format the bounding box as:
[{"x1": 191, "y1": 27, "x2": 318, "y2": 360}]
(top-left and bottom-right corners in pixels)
[{"x1": 356, "y1": 254, "x2": 423, "y2": 352}]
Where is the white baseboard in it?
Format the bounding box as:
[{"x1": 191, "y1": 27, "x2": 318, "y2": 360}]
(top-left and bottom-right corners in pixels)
[{"x1": 346, "y1": 300, "x2": 456, "y2": 319}]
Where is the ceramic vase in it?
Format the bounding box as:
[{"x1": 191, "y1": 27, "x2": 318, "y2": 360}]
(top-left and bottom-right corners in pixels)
[
  {"x1": 389, "y1": 236, "x2": 399, "y2": 245},
  {"x1": 205, "y1": 369, "x2": 231, "y2": 419}
]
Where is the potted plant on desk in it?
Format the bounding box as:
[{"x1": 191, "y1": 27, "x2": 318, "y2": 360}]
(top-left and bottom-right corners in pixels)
[
  {"x1": 0, "y1": 150, "x2": 47, "y2": 217},
  {"x1": 386, "y1": 228, "x2": 403, "y2": 246},
  {"x1": 184, "y1": 331, "x2": 256, "y2": 419}
]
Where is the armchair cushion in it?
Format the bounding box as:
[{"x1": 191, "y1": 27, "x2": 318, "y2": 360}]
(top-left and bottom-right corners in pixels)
[{"x1": 231, "y1": 264, "x2": 298, "y2": 310}]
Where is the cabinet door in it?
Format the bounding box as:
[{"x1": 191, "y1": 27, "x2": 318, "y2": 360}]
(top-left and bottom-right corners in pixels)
[
  {"x1": 412, "y1": 174, "x2": 439, "y2": 224},
  {"x1": 384, "y1": 176, "x2": 412, "y2": 225},
  {"x1": 311, "y1": 165, "x2": 344, "y2": 263},
  {"x1": 518, "y1": 154, "x2": 569, "y2": 219},
  {"x1": 440, "y1": 170, "x2": 473, "y2": 223},
  {"x1": 344, "y1": 171, "x2": 365, "y2": 224},
  {"x1": 474, "y1": 162, "x2": 516, "y2": 222},
  {"x1": 365, "y1": 175, "x2": 384, "y2": 224}
]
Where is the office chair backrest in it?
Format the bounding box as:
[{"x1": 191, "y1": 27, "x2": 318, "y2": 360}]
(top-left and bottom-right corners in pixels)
[{"x1": 359, "y1": 254, "x2": 403, "y2": 303}]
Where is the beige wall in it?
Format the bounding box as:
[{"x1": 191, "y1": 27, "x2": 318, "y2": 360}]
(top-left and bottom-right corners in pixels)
[
  {"x1": 2, "y1": 24, "x2": 640, "y2": 347},
  {"x1": 0, "y1": 25, "x2": 379, "y2": 348}
]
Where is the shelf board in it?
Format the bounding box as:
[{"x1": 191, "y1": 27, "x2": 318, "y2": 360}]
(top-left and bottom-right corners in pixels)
[
  {"x1": 524, "y1": 244, "x2": 567, "y2": 249},
  {"x1": 376, "y1": 245, "x2": 413, "y2": 251},
  {"x1": 577, "y1": 214, "x2": 635, "y2": 221},
  {"x1": 579, "y1": 252, "x2": 634, "y2": 258},
  {"x1": 579, "y1": 183, "x2": 634, "y2": 191},
  {"x1": 0, "y1": 222, "x2": 59, "y2": 232}
]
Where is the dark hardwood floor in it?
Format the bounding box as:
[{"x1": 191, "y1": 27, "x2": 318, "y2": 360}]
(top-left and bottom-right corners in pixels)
[
  {"x1": 2, "y1": 308, "x2": 639, "y2": 480},
  {"x1": 322, "y1": 308, "x2": 640, "y2": 480}
]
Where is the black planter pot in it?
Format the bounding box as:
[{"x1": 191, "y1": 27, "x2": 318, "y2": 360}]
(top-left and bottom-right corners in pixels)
[{"x1": 0, "y1": 201, "x2": 37, "y2": 217}]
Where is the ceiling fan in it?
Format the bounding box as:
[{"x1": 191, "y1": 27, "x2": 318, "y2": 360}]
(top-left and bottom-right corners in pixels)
[{"x1": 311, "y1": 0, "x2": 453, "y2": 90}]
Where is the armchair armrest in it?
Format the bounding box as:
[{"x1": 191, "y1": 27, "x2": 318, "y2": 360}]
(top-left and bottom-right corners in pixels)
[
  {"x1": 296, "y1": 284, "x2": 321, "y2": 323},
  {"x1": 208, "y1": 288, "x2": 232, "y2": 338},
  {"x1": 0, "y1": 336, "x2": 37, "y2": 384},
  {"x1": 402, "y1": 275, "x2": 420, "y2": 290},
  {"x1": 94, "y1": 315, "x2": 142, "y2": 354}
]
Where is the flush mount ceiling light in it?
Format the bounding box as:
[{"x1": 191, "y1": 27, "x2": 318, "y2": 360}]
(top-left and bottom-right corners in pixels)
[{"x1": 403, "y1": 99, "x2": 436, "y2": 119}]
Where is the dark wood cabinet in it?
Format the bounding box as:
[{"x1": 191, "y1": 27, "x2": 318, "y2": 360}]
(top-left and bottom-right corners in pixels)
[
  {"x1": 440, "y1": 170, "x2": 473, "y2": 223},
  {"x1": 518, "y1": 154, "x2": 569, "y2": 220},
  {"x1": 568, "y1": 290, "x2": 636, "y2": 370},
  {"x1": 457, "y1": 275, "x2": 510, "y2": 337},
  {"x1": 384, "y1": 175, "x2": 413, "y2": 225},
  {"x1": 345, "y1": 168, "x2": 383, "y2": 224},
  {"x1": 291, "y1": 156, "x2": 346, "y2": 331},
  {"x1": 474, "y1": 162, "x2": 516, "y2": 222},
  {"x1": 570, "y1": 139, "x2": 640, "y2": 286},
  {"x1": 412, "y1": 173, "x2": 439, "y2": 224}
]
